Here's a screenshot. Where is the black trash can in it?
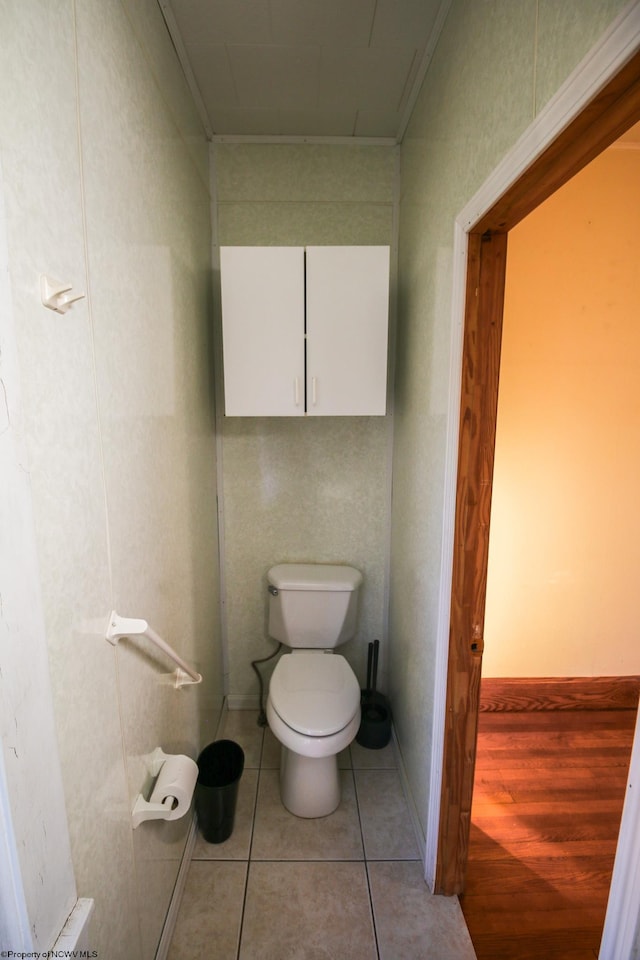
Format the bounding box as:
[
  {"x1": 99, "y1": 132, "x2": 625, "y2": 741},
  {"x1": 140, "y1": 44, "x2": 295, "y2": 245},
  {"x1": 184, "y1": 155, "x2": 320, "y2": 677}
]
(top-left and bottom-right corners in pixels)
[{"x1": 195, "y1": 740, "x2": 244, "y2": 843}]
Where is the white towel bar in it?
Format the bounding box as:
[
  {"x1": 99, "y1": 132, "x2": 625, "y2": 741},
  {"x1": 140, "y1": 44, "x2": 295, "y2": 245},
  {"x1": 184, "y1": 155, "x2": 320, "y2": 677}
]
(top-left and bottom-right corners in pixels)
[{"x1": 106, "y1": 612, "x2": 202, "y2": 689}]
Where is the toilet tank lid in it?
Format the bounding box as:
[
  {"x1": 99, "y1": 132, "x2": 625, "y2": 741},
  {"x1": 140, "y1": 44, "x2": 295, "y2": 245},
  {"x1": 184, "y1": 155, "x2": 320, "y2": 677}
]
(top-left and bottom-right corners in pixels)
[{"x1": 268, "y1": 563, "x2": 362, "y2": 592}]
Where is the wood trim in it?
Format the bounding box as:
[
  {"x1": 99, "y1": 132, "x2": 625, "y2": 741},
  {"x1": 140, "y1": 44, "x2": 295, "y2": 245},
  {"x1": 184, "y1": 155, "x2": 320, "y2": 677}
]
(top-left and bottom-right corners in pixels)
[
  {"x1": 600, "y1": 704, "x2": 640, "y2": 959},
  {"x1": 474, "y1": 48, "x2": 640, "y2": 235},
  {"x1": 480, "y1": 676, "x2": 640, "y2": 713},
  {"x1": 435, "y1": 231, "x2": 507, "y2": 896},
  {"x1": 436, "y1": 50, "x2": 640, "y2": 897}
]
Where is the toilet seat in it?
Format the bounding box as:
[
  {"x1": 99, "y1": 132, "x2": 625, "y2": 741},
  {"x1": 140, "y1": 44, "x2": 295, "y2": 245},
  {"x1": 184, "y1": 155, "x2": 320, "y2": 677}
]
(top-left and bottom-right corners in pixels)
[{"x1": 269, "y1": 653, "x2": 360, "y2": 737}]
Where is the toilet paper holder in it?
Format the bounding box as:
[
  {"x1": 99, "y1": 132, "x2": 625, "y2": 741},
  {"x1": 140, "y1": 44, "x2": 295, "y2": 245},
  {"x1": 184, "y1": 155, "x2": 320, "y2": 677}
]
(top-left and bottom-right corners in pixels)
[{"x1": 132, "y1": 747, "x2": 198, "y2": 829}]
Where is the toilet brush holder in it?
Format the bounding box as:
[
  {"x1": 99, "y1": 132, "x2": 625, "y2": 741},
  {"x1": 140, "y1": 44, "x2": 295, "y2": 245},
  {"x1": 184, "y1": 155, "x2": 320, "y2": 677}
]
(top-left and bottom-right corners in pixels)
[
  {"x1": 357, "y1": 689, "x2": 392, "y2": 749},
  {"x1": 356, "y1": 639, "x2": 392, "y2": 750}
]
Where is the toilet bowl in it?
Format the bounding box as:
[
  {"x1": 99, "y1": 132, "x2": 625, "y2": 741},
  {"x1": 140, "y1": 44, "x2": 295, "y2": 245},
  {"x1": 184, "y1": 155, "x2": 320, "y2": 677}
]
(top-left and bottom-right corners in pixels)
[
  {"x1": 265, "y1": 563, "x2": 363, "y2": 818},
  {"x1": 267, "y1": 651, "x2": 360, "y2": 817}
]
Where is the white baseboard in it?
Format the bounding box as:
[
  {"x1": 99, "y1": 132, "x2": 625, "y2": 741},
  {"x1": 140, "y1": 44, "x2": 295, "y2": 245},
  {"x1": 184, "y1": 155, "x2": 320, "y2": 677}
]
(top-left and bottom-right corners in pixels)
[
  {"x1": 154, "y1": 815, "x2": 198, "y2": 960},
  {"x1": 214, "y1": 698, "x2": 229, "y2": 738},
  {"x1": 53, "y1": 898, "x2": 94, "y2": 952},
  {"x1": 226, "y1": 694, "x2": 261, "y2": 711},
  {"x1": 155, "y1": 700, "x2": 235, "y2": 959},
  {"x1": 391, "y1": 726, "x2": 427, "y2": 875}
]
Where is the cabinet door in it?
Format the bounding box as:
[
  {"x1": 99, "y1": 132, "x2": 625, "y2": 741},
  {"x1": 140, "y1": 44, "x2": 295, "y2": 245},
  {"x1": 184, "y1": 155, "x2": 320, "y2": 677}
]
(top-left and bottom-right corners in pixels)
[
  {"x1": 305, "y1": 246, "x2": 389, "y2": 416},
  {"x1": 220, "y1": 247, "x2": 305, "y2": 416}
]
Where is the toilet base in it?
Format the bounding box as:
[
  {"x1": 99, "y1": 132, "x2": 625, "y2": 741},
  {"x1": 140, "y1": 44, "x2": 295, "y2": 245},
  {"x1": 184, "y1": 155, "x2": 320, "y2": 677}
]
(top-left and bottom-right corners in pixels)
[{"x1": 280, "y1": 747, "x2": 340, "y2": 818}]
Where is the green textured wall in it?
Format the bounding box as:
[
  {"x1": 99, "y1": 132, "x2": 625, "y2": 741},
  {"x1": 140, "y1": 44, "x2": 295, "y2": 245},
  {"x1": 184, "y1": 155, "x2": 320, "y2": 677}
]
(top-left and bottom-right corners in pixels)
[
  {"x1": 213, "y1": 142, "x2": 397, "y2": 698},
  {"x1": 391, "y1": 0, "x2": 631, "y2": 842}
]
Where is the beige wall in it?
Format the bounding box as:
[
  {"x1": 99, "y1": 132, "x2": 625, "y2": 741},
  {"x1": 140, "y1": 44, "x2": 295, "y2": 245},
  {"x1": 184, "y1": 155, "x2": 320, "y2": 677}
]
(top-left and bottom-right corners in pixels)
[
  {"x1": 484, "y1": 143, "x2": 640, "y2": 677},
  {"x1": 0, "y1": 1, "x2": 222, "y2": 956},
  {"x1": 391, "y1": 0, "x2": 630, "y2": 841},
  {"x1": 213, "y1": 143, "x2": 397, "y2": 699}
]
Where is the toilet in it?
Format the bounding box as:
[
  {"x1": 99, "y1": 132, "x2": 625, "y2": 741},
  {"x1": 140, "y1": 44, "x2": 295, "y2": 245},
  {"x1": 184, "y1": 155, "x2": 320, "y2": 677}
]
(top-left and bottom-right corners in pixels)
[{"x1": 265, "y1": 563, "x2": 363, "y2": 818}]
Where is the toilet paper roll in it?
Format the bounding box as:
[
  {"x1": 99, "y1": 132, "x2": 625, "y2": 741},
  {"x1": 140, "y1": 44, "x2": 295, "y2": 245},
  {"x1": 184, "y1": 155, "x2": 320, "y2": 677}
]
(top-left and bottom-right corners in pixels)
[{"x1": 149, "y1": 754, "x2": 198, "y2": 821}]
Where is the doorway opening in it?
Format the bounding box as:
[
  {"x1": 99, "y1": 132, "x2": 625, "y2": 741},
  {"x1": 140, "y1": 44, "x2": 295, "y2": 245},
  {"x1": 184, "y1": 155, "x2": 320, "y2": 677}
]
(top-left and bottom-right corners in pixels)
[
  {"x1": 435, "y1": 45, "x2": 640, "y2": 898},
  {"x1": 460, "y1": 123, "x2": 640, "y2": 954}
]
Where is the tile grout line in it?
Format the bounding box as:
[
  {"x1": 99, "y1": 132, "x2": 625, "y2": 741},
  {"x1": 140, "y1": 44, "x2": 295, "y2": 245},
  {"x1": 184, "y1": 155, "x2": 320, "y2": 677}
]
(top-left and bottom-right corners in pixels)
[
  {"x1": 223, "y1": 719, "x2": 409, "y2": 958},
  {"x1": 351, "y1": 759, "x2": 382, "y2": 960},
  {"x1": 184, "y1": 716, "x2": 419, "y2": 959},
  {"x1": 234, "y1": 723, "x2": 265, "y2": 960}
]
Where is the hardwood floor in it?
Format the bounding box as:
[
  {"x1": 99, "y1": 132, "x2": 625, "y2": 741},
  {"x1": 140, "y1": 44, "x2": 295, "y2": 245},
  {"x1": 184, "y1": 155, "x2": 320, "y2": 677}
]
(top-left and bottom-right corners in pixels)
[{"x1": 460, "y1": 708, "x2": 636, "y2": 959}]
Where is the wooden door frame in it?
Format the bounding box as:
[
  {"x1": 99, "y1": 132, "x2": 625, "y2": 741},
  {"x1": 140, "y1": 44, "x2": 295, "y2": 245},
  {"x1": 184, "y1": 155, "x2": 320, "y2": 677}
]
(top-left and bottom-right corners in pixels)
[{"x1": 434, "y1": 37, "x2": 640, "y2": 895}]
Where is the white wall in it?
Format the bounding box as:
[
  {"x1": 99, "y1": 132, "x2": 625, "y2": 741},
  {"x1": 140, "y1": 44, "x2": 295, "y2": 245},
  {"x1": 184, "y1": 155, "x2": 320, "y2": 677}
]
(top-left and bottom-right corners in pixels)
[
  {"x1": 483, "y1": 142, "x2": 640, "y2": 678},
  {"x1": 0, "y1": 2, "x2": 222, "y2": 957},
  {"x1": 0, "y1": 159, "x2": 76, "y2": 953}
]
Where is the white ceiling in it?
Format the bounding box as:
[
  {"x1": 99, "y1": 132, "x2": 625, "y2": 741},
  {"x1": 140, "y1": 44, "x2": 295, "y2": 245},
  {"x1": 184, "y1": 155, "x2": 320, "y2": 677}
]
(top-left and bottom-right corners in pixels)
[{"x1": 159, "y1": 0, "x2": 449, "y2": 141}]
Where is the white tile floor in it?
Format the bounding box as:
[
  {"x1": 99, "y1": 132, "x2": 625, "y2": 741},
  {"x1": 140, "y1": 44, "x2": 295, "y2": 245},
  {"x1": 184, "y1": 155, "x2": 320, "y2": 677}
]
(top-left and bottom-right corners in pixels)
[{"x1": 168, "y1": 710, "x2": 476, "y2": 960}]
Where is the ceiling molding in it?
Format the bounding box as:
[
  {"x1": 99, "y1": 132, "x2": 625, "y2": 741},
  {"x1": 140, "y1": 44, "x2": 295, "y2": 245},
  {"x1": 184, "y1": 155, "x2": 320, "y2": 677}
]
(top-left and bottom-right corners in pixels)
[
  {"x1": 158, "y1": 0, "x2": 214, "y2": 139},
  {"x1": 158, "y1": 0, "x2": 452, "y2": 143},
  {"x1": 396, "y1": 0, "x2": 453, "y2": 143},
  {"x1": 210, "y1": 134, "x2": 397, "y2": 146}
]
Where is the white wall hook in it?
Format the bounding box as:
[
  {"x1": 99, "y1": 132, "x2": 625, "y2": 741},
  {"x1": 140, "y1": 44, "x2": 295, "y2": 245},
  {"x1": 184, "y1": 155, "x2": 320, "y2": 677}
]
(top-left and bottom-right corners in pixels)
[{"x1": 40, "y1": 275, "x2": 85, "y2": 314}]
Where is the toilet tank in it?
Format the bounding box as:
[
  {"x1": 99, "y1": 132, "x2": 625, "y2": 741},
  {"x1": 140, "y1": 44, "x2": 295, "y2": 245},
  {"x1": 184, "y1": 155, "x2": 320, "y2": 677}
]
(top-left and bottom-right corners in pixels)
[{"x1": 267, "y1": 563, "x2": 362, "y2": 649}]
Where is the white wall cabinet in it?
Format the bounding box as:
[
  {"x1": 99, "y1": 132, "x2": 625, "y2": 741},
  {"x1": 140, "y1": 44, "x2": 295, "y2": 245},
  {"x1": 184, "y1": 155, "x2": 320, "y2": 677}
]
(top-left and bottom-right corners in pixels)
[{"x1": 220, "y1": 245, "x2": 390, "y2": 417}]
